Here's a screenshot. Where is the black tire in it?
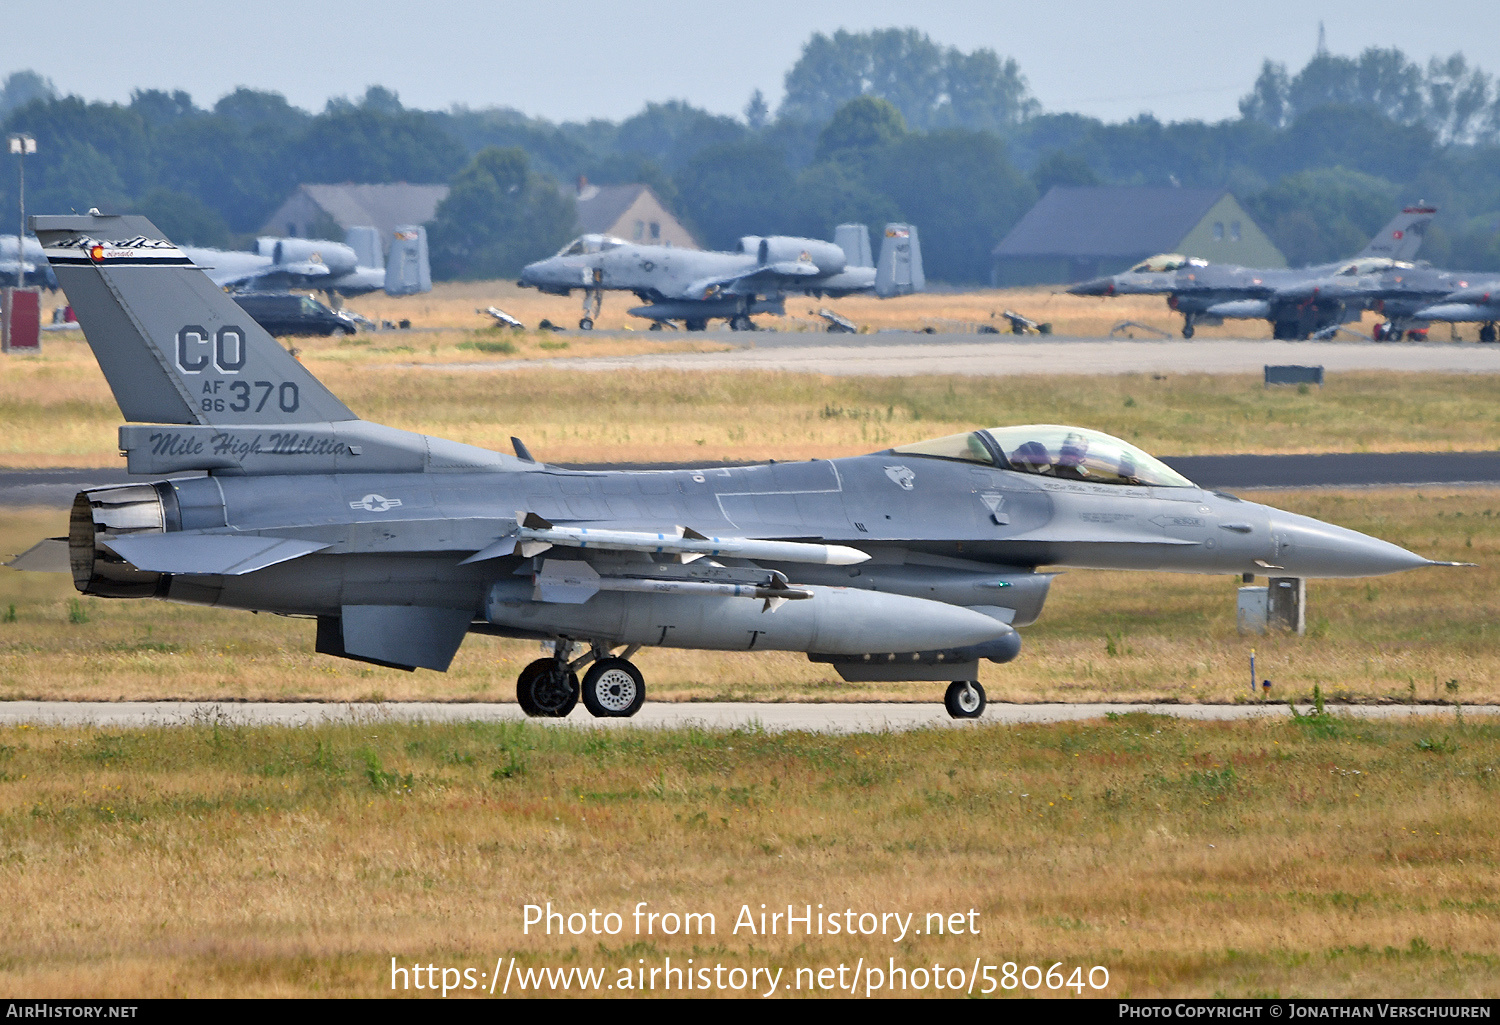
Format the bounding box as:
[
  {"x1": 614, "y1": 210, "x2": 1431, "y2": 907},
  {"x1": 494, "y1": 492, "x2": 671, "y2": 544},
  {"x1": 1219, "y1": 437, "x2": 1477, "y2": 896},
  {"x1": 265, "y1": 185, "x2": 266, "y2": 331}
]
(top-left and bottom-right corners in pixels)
[
  {"x1": 331, "y1": 326, "x2": 352, "y2": 338},
  {"x1": 685, "y1": 319, "x2": 708, "y2": 332},
  {"x1": 517, "y1": 658, "x2": 578, "y2": 718},
  {"x1": 944, "y1": 680, "x2": 986, "y2": 719},
  {"x1": 581, "y1": 658, "x2": 645, "y2": 718},
  {"x1": 1181, "y1": 323, "x2": 1195, "y2": 339},
  {"x1": 649, "y1": 322, "x2": 663, "y2": 331},
  {"x1": 1481, "y1": 324, "x2": 1497, "y2": 344},
  {"x1": 579, "y1": 317, "x2": 594, "y2": 330}
]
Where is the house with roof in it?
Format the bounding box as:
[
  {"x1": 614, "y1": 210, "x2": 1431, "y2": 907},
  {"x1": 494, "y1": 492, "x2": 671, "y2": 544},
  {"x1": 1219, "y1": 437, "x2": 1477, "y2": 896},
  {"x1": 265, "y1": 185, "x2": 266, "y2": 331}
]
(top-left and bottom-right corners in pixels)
[
  {"x1": 991, "y1": 186, "x2": 1285, "y2": 286},
  {"x1": 573, "y1": 179, "x2": 697, "y2": 249},
  {"x1": 260, "y1": 183, "x2": 450, "y2": 250},
  {"x1": 261, "y1": 178, "x2": 698, "y2": 253}
]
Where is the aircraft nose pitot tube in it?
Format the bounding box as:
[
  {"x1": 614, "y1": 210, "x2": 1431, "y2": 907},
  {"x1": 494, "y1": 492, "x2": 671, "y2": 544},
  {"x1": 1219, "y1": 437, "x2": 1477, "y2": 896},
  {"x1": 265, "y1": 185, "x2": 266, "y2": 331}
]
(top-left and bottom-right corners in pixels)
[{"x1": 1263, "y1": 508, "x2": 1432, "y2": 578}]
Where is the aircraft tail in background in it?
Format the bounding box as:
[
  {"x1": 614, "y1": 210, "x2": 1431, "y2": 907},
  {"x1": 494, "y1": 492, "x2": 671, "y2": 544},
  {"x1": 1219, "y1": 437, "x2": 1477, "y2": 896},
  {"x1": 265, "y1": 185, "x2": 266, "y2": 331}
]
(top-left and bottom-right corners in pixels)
[
  {"x1": 875, "y1": 223, "x2": 924, "y2": 297},
  {"x1": 834, "y1": 223, "x2": 873, "y2": 269},
  {"x1": 32, "y1": 212, "x2": 356, "y2": 426},
  {"x1": 1357, "y1": 206, "x2": 1436, "y2": 262},
  {"x1": 345, "y1": 226, "x2": 383, "y2": 271},
  {"x1": 384, "y1": 225, "x2": 431, "y2": 296}
]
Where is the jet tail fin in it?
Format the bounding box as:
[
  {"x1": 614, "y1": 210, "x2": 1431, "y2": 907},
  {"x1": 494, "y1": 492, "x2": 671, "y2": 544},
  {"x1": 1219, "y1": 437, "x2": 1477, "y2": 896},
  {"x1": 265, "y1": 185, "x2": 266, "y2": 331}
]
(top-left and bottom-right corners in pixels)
[
  {"x1": 1357, "y1": 206, "x2": 1436, "y2": 261},
  {"x1": 384, "y1": 225, "x2": 431, "y2": 296},
  {"x1": 834, "y1": 224, "x2": 873, "y2": 268},
  {"x1": 875, "y1": 223, "x2": 924, "y2": 297},
  {"x1": 345, "y1": 226, "x2": 382, "y2": 269},
  {"x1": 33, "y1": 212, "x2": 356, "y2": 426}
]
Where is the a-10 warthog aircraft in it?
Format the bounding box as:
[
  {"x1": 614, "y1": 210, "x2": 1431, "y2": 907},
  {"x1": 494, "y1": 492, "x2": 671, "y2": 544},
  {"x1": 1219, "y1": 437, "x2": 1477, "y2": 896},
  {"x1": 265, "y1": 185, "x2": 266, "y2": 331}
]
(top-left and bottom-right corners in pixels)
[
  {"x1": 519, "y1": 223, "x2": 922, "y2": 331},
  {"x1": 9, "y1": 213, "x2": 1460, "y2": 719}
]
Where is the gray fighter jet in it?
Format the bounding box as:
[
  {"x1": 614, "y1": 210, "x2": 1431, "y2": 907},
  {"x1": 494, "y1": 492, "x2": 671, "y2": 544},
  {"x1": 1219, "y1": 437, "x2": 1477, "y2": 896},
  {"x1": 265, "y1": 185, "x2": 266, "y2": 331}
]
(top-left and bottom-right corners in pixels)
[
  {"x1": 518, "y1": 223, "x2": 922, "y2": 331},
  {"x1": 183, "y1": 225, "x2": 431, "y2": 299},
  {"x1": 1414, "y1": 282, "x2": 1500, "y2": 342},
  {"x1": 1070, "y1": 207, "x2": 1436, "y2": 338},
  {"x1": 8, "y1": 213, "x2": 1462, "y2": 720},
  {"x1": 1271, "y1": 263, "x2": 1500, "y2": 341}
]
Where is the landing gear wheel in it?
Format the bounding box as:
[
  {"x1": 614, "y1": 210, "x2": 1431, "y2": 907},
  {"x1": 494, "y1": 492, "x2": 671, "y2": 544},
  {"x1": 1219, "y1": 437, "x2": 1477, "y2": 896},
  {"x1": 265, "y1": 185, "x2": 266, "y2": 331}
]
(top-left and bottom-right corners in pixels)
[
  {"x1": 648, "y1": 322, "x2": 663, "y2": 331},
  {"x1": 1181, "y1": 323, "x2": 1195, "y2": 339},
  {"x1": 581, "y1": 658, "x2": 645, "y2": 718},
  {"x1": 685, "y1": 319, "x2": 708, "y2": 332},
  {"x1": 1481, "y1": 324, "x2": 1496, "y2": 344},
  {"x1": 730, "y1": 314, "x2": 754, "y2": 331},
  {"x1": 517, "y1": 658, "x2": 578, "y2": 718},
  {"x1": 944, "y1": 680, "x2": 986, "y2": 719},
  {"x1": 579, "y1": 317, "x2": 594, "y2": 330}
]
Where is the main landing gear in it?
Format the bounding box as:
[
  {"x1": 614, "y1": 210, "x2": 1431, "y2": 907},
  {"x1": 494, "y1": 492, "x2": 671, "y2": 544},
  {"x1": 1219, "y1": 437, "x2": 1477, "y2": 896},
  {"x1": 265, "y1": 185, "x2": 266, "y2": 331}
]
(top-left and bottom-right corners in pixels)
[
  {"x1": 1481, "y1": 323, "x2": 1497, "y2": 344},
  {"x1": 579, "y1": 284, "x2": 602, "y2": 330},
  {"x1": 516, "y1": 642, "x2": 646, "y2": 718},
  {"x1": 944, "y1": 680, "x2": 987, "y2": 719}
]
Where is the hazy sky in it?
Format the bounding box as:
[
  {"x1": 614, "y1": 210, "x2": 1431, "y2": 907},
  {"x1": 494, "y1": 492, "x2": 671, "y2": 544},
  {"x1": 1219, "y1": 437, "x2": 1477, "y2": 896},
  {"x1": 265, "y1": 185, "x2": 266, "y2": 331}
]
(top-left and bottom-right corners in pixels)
[{"x1": 12, "y1": 1, "x2": 1500, "y2": 124}]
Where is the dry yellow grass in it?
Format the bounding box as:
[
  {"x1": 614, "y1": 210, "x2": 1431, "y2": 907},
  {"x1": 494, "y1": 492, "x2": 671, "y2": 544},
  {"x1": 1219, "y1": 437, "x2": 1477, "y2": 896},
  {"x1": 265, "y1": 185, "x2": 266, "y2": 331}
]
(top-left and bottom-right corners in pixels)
[
  {"x1": 2, "y1": 713, "x2": 1496, "y2": 997},
  {"x1": 3, "y1": 487, "x2": 1494, "y2": 705},
  {"x1": 3, "y1": 332, "x2": 1500, "y2": 467},
  {"x1": 350, "y1": 279, "x2": 1457, "y2": 340}
]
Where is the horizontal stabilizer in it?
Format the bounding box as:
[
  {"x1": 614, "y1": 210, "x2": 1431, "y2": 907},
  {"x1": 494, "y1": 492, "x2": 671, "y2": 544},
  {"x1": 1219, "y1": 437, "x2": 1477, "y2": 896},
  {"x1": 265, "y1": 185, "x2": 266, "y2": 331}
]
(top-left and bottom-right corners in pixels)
[
  {"x1": 100, "y1": 533, "x2": 330, "y2": 575},
  {"x1": 6, "y1": 537, "x2": 69, "y2": 573}
]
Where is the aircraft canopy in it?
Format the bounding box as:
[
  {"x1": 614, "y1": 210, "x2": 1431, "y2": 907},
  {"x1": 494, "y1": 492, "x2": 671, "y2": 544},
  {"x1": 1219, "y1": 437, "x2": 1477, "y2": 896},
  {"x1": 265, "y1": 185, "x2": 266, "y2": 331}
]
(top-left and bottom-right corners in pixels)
[
  {"x1": 891, "y1": 425, "x2": 1195, "y2": 487},
  {"x1": 555, "y1": 235, "x2": 628, "y2": 257}
]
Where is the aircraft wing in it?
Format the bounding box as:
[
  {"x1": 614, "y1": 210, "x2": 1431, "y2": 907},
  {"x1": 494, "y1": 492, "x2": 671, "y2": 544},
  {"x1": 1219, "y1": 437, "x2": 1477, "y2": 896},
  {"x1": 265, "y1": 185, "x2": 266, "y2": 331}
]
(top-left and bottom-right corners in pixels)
[
  {"x1": 99, "y1": 533, "x2": 331, "y2": 576},
  {"x1": 276, "y1": 261, "x2": 333, "y2": 278},
  {"x1": 678, "y1": 262, "x2": 821, "y2": 299}
]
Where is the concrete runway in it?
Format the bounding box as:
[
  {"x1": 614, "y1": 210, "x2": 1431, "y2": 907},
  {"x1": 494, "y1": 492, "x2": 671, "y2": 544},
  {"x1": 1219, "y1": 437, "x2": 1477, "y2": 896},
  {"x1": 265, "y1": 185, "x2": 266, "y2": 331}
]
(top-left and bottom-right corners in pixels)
[
  {"x1": 442, "y1": 334, "x2": 1500, "y2": 377},
  {"x1": 0, "y1": 700, "x2": 1487, "y2": 732}
]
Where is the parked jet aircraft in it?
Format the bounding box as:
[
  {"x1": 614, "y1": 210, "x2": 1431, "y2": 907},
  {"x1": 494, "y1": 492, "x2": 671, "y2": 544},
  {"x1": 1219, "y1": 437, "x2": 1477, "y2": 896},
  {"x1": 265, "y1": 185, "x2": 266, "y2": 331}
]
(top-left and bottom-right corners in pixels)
[
  {"x1": 518, "y1": 223, "x2": 922, "y2": 330},
  {"x1": 8, "y1": 213, "x2": 1461, "y2": 719},
  {"x1": 1270, "y1": 264, "x2": 1500, "y2": 341},
  {"x1": 0, "y1": 234, "x2": 56, "y2": 289},
  {"x1": 1417, "y1": 283, "x2": 1500, "y2": 342},
  {"x1": 182, "y1": 225, "x2": 431, "y2": 298},
  {"x1": 1070, "y1": 207, "x2": 1436, "y2": 338}
]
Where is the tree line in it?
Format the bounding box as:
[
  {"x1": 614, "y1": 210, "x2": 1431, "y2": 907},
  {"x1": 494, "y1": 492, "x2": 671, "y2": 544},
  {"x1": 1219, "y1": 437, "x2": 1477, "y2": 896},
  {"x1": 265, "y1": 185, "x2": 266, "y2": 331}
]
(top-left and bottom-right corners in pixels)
[{"x1": 4, "y1": 29, "x2": 1500, "y2": 282}]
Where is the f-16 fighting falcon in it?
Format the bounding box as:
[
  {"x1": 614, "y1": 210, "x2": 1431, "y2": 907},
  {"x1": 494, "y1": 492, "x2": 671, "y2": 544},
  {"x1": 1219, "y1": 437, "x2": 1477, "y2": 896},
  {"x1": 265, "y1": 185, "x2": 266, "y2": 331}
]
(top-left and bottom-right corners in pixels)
[
  {"x1": 1269, "y1": 263, "x2": 1500, "y2": 341},
  {"x1": 1069, "y1": 207, "x2": 1435, "y2": 339},
  {"x1": 7, "y1": 213, "x2": 1463, "y2": 719},
  {"x1": 518, "y1": 223, "x2": 922, "y2": 331},
  {"x1": 1415, "y1": 282, "x2": 1500, "y2": 342}
]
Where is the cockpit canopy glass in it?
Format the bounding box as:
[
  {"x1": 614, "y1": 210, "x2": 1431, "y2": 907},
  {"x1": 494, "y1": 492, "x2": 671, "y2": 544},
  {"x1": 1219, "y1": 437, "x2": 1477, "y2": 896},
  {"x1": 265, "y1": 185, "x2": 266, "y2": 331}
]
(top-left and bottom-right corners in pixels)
[
  {"x1": 555, "y1": 235, "x2": 627, "y2": 257},
  {"x1": 1128, "y1": 254, "x2": 1209, "y2": 273},
  {"x1": 1334, "y1": 258, "x2": 1413, "y2": 276},
  {"x1": 890, "y1": 425, "x2": 1195, "y2": 487}
]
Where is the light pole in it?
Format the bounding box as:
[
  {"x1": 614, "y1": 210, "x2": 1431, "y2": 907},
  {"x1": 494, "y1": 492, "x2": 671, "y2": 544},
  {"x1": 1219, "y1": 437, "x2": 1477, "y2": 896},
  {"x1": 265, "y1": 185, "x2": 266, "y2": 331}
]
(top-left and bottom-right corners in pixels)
[{"x1": 8, "y1": 134, "x2": 36, "y2": 288}]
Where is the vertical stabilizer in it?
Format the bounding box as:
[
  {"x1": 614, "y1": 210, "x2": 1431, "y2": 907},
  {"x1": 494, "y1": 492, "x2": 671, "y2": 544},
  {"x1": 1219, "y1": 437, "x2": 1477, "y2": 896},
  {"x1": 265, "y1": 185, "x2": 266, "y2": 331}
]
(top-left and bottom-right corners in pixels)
[
  {"x1": 834, "y1": 224, "x2": 873, "y2": 268},
  {"x1": 345, "y1": 226, "x2": 382, "y2": 269},
  {"x1": 385, "y1": 225, "x2": 431, "y2": 296},
  {"x1": 1357, "y1": 206, "x2": 1436, "y2": 261},
  {"x1": 33, "y1": 212, "x2": 356, "y2": 426},
  {"x1": 875, "y1": 223, "x2": 924, "y2": 297}
]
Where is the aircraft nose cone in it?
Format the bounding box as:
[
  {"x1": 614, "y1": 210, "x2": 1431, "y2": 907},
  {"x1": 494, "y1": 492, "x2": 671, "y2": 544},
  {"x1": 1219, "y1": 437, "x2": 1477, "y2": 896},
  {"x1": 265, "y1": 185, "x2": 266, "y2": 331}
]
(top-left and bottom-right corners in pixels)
[
  {"x1": 1266, "y1": 508, "x2": 1430, "y2": 578},
  {"x1": 1068, "y1": 277, "x2": 1115, "y2": 296}
]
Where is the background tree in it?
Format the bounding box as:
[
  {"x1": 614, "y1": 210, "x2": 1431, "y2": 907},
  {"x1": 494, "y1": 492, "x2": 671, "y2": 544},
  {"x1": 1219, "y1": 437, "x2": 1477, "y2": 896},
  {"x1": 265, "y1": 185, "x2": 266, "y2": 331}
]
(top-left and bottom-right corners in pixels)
[{"x1": 427, "y1": 147, "x2": 576, "y2": 279}]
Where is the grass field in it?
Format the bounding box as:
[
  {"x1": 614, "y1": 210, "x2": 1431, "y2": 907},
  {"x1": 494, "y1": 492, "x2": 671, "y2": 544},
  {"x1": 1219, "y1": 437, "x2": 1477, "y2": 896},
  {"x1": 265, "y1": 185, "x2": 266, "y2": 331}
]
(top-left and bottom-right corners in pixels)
[
  {"x1": 3, "y1": 487, "x2": 1494, "y2": 706},
  {"x1": 2, "y1": 712, "x2": 1495, "y2": 997},
  {"x1": 350, "y1": 279, "x2": 1464, "y2": 341},
  {"x1": 4, "y1": 334, "x2": 1500, "y2": 466}
]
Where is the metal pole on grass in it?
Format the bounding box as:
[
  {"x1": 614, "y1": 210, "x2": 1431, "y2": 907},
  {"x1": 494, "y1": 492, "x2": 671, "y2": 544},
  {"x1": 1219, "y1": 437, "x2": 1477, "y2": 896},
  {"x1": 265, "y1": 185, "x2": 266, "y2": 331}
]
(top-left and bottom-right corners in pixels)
[{"x1": 8, "y1": 134, "x2": 36, "y2": 288}]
